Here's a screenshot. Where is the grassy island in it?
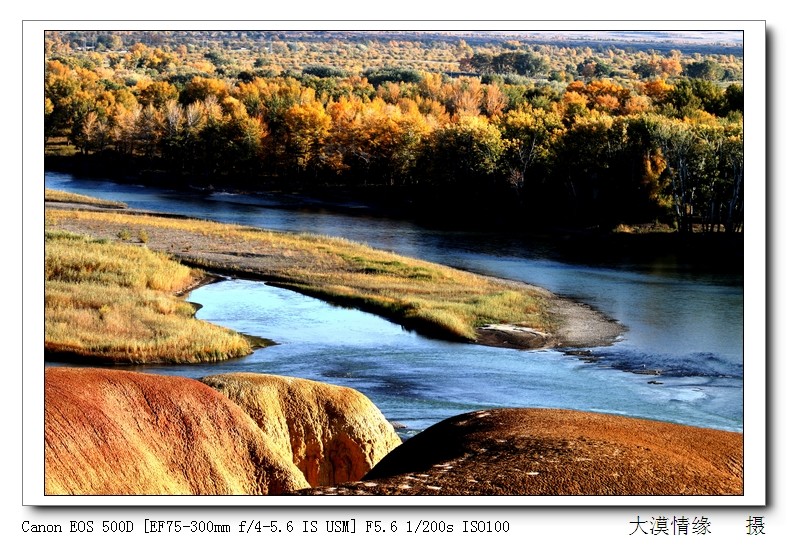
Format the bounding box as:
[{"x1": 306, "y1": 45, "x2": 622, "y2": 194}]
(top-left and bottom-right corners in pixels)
[
  {"x1": 45, "y1": 189, "x2": 568, "y2": 363},
  {"x1": 45, "y1": 227, "x2": 255, "y2": 364}
]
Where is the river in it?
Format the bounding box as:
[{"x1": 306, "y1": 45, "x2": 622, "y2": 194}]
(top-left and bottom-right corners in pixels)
[{"x1": 44, "y1": 171, "x2": 744, "y2": 437}]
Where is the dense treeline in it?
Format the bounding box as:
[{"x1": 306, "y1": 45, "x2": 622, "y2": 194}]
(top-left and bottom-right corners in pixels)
[{"x1": 44, "y1": 32, "x2": 744, "y2": 233}]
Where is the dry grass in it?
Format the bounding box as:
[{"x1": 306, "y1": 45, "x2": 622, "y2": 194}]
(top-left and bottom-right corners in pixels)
[
  {"x1": 45, "y1": 230, "x2": 252, "y2": 364},
  {"x1": 45, "y1": 189, "x2": 127, "y2": 209},
  {"x1": 46, "y1": 208, "x2": 555, "y2": 342},
  {"x1": 45, "y1": 230, "x2": 194, "y2": 291},
  {"x1": 612, "y1": 222, "x2": 675, "y2": 234}
]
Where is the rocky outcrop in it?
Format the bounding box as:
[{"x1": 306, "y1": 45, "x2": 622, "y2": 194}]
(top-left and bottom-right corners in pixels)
[
  {"x1": 295, "y1": 408, "x2": 743, "y2": 496},
  {"x1": 200, "y1": 373, "x2": 402, "y2": 487},
  {"x1": 49, "y1": 368, "x2": 737, "y2": 497},
  {"x1": 45, "y1": 367, "x2": 309, "y2": 495}
]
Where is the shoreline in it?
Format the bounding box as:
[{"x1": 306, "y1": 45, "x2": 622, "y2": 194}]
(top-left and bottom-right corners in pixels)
[
  {"x1": 45, "y1": 200, "x2": 625, "y2": 355},
  {"x1": 475, "y1": 297, "x2": 625, "y2": 350},
  {"x1": 45, "y1": 166, "x2": 744, "y2": 274},
  {"x1": 469, "y1": 273, "x2": 626, "y2": 350},
  {"x1": 43, "y1": 201, "x2": 742, "y2": 497}
]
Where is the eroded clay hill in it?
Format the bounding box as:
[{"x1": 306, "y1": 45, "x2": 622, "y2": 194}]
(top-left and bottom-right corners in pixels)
[
  {"x1": 45, "y1": 367, "x2": 309, "y2": 495},
  {"x1": 200, "y1": 373, "x2": 402, "y2": 487},
  {"x1": 296, "y1": 408, "x2": 743, "y2": 496}
]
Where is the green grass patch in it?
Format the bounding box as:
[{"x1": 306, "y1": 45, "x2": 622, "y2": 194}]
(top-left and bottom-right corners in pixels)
[{"x1": 44, "y1": 138, "x2": 78, "y2": 157}]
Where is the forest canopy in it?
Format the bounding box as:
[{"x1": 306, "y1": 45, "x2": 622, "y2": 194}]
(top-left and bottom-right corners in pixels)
[{"x1": 44, "y1": 30, "x2": 744, "y2": 233}]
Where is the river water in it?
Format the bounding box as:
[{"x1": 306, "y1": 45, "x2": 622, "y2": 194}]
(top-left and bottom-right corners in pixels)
[{"x1": 44, "y1": 171, "x2": 744, "y2": 436}]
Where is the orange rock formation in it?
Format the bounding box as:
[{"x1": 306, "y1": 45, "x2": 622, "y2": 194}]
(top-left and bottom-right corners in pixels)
[
  {"x1": 45, "y1": 367, "x2": 308, "y2": 495},
  {"x1": 200, "y1": 373, "x2": 402, "y2": 487},
  {"x1": 298, "y1": 408, "x2": 743, "y2": 496}
]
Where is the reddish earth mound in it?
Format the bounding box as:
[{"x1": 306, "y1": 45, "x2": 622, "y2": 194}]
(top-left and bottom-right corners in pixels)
[
  {"x1": 200, "y1": 373, "x2": 402, "y2": 487},
  {"x1": 295, "y1": 408, "x2": 743, "y2": 496},
  {"x1": 45, "y1": 367, "x2": 308, "y2": 495}
]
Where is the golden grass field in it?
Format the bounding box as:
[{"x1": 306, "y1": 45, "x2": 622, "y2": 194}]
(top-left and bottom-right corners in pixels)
[{"x1": 45, "y1": 229, "x2": 253, "y2": 364}]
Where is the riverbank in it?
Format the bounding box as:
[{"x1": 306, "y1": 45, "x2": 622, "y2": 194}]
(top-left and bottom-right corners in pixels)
[
  {"x1": 476, "y1": 295, "x2": 624, "y2": 350},
  {"x1": 42, "y1": 195, "x2": 743, "y2": 498},
  {"x1": 45, "y1": 196, "x2": 625, "y2": 353},
  {"x1": 44, "y1": 164, "x2": 743, "y2": 274}
]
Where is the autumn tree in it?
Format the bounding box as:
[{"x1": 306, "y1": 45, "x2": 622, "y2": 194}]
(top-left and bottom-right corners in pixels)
[
  {"x1": 43, "y1": 35, "x2": 744, "y2": 232},
  {"x1": 446, "y1": 77, "x2": 484, "y2": 117},
  {"x1": 324, "y1": 96, "x2": 430, "y2": 186},
  {"x1": 124, "y1": 43, "x2": 179, "y2": 72},
  {"x1": 633, "y1": 54, "x2": 682, "y2": 79},
  {"x1": 282, "y1": 99, "x2": 332, "y2": 178},
  {"x1": 179, "y1": 76, "x2": 231, "y2": 105},
  {"x1": 135, "y1": 80, "x2": 179, "y2": 109},
  {"x1": 45, "y1": 60, "x2": 102, "y2": 141},
  {"x1": 134, "y1": 104, "x2": 165, "y2": 161},
  {"x1": 425, "y1": 115, "x2": 504, "y2": 191},
  {"x1": 482, "y1": 83, "x2": 508, "y2": 118},
  {"x1": 110, "y1": 103, "x2": 141, "y2": 156},
  {"x1": 499, "y1": 106, "x2": 563, "y2": 207},
  {"x1": 640, "y1": 79, "x2": 674, "y2": 105}
]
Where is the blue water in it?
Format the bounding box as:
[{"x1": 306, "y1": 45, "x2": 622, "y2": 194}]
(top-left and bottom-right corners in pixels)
[{"x1": 44, "y1": 171, "x2": 744, "y2": 435}]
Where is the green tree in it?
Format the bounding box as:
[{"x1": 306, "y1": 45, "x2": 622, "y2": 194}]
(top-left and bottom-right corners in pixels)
[
  {"x1": 96, "y1": 34, "x2": 123, "y2": 51},
  {"x1": 666, "y1": 79, "x2": 726, "y2": 117},
  {"x1": 554, "y1": 112, "x2": 628, "y2": 224},
  {"x1": 719, "y1": 128, "x2": 744, "y2": 233},
  {"x1": 684, "y1": 59, "x2": 724, "y2": 81},
  {"x1": 646, "y1": 116, "x2": 710, "y2": 232},
  {"x1": 724, "y1": 83, "x2": 744, "y2": 114}
]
